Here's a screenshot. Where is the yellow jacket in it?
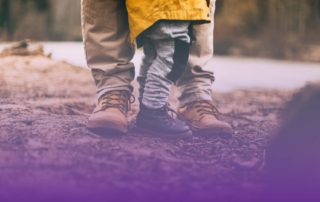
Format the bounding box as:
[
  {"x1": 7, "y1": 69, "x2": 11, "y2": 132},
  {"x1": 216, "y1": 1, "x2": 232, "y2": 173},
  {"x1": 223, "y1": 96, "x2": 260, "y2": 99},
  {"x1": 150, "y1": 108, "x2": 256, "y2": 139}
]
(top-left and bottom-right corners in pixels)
[{"x1": 126, "y1": 0, "x2": 211, "y2": 43}]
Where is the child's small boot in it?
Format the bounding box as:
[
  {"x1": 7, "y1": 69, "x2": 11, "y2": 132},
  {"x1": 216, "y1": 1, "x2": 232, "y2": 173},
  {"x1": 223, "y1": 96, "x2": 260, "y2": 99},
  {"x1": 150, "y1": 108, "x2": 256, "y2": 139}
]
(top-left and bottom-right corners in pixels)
[{"x1": 136, "y1": 104, "x2": 192, "y2": 138}]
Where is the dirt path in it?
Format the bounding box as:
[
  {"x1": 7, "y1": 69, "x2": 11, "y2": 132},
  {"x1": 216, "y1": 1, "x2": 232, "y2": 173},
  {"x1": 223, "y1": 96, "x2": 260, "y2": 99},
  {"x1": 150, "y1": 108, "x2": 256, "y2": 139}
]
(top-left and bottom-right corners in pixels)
[{"x1": 0, "y1": 56, "x2": 293, "y2": 201}]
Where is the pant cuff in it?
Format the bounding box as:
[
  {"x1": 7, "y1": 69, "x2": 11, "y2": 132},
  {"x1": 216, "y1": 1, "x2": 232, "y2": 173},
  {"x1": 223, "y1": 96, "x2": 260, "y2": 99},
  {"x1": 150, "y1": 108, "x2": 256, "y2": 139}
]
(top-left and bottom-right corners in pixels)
[
  {"x1": 96, "y1": 86, "x2": 133, "y2": 100},
  {"x1": 178, "y1": 92, "x2": 213, "y2": 108}
]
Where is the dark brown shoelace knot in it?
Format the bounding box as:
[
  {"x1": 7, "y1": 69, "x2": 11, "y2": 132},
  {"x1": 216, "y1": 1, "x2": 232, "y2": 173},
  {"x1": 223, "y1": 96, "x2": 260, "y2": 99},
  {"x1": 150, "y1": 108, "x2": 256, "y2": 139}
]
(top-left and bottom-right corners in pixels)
[
  {"x1": 187, "y1": 101, "x2": 220, "y2": 118},
  {"x1": 100, "y1": 91, "x2": 135, "y2": 114}
]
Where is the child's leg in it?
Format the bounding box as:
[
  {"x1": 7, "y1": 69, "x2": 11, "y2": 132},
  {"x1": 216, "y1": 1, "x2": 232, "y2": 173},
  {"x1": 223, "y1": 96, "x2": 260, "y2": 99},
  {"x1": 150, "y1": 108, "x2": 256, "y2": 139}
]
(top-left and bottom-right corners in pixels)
[
  {"x1": 141, "y1": 21, "x2": 191, "y2": 109},
  {"x1": 137, "y1": 38, "x2": 156, "y2": 103},
  {"x1": 136, "y1": 21, "x2": 192, "y2": 137}
]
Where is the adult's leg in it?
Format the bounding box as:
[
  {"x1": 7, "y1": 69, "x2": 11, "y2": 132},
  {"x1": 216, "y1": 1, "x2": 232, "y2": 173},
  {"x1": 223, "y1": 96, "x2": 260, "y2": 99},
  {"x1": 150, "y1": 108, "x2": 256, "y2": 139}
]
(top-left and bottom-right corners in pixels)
[
  {"x1": 82, "y1": 0, "x2": 135, "y2": 135},
  {"x1": 177, "y1": 0, "x2": 216, "y2": 107},
  {"x1": 82, "y1": 0, "x2": 135, "y2": 99},
  {"x1": 177, "y1": 0, "x2": 233, "y2": 137}
]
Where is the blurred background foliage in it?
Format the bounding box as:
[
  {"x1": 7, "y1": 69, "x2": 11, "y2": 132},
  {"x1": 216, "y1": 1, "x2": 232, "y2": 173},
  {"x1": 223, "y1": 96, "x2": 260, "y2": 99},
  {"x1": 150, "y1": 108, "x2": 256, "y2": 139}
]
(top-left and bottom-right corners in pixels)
[
  {"x1": 0, "y1": 0, "x2": 81, "y2": 40},
  {"x1": 0, "y1": 0, "x2": 319, "y2": 61},
  {"x1": 215, "y1": 0, "x2": 320, "y2": 61}
]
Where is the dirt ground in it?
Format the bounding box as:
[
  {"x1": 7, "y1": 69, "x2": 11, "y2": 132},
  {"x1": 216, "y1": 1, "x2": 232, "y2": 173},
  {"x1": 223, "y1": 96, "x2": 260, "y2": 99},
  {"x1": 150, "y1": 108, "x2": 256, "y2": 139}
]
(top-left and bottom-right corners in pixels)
[{"x1": 0, "y1": 55, "x2": 294, "y2": 201}]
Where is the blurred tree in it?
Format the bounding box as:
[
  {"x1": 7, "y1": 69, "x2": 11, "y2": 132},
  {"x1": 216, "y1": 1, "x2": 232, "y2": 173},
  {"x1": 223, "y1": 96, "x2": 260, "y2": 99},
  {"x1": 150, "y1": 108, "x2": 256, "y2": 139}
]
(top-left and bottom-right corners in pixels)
[
  {"x1": 10, "y1": 0, "x2": 51, "y2": 40},
  {"x1": 310, "y1": 0, "x2": 320, "y2": 28},
  {"x1": 268, "y1": 0, "x2": 311, "y2": 33},
  {"x1": 34, "y1": 0, "x2": 49, "y2": 10},
  {"x1": 48, "y1": 0, "x2": 81, "y2": 40},
  {"x1": 0, "y1": 0, "x2": 81, "y2": 41},
  {"x1": 216, "y1": 0, "x2": 260, "y2": 34},
  {"x1": 0, "y1": 0, "x2": 12, "y2": 39},
  {"x1": 214, "y1": 0, "x2": 320, "y2": 61}
]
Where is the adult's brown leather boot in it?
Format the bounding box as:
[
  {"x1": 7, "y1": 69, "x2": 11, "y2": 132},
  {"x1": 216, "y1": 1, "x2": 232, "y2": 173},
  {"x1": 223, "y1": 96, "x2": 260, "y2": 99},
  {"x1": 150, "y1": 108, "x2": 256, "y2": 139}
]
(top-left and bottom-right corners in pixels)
[
  {"x1": 87, "y1": 90, "x2": 133, "y2": 136},
  {"x1": 178, "y1": 100, "x2": 233, "y2": 138}
]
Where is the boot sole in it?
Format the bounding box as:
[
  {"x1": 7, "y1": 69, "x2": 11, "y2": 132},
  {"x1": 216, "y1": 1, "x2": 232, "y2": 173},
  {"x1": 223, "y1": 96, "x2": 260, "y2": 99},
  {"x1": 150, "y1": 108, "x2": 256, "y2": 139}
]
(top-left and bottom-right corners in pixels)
[
  {"x1": 192, "y1": 127, "x2": 233, "y2": 139},
  {"x1": 87, "y1": 125, "x2": 127, "y2": 137},
  {"x1": 135, "y1": 127, "x2": 193, "y2": 139}
]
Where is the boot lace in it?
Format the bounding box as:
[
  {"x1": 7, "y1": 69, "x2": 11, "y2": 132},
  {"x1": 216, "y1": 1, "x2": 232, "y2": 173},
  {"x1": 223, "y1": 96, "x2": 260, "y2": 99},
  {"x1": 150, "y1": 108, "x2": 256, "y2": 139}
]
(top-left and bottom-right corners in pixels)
[
  {"x1": 166, "y1": 104, "x2": 178, "y2": 119},
  {"x1": 162, "y1": 104, "x2": 179, "y2": 125},
  {"x1": 187, "y1": 100, "x2": 220, "y2": 119},
  {"x1": 99, "y1": 91, "x2": 135, "y2": 114}
]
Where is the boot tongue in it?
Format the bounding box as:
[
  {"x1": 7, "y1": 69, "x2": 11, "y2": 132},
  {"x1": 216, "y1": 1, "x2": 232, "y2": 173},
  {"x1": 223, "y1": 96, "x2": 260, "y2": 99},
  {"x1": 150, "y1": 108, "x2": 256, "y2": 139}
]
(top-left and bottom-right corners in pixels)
[{"x1": 108, "y1": 95, "x2": 123, "y2": 105}]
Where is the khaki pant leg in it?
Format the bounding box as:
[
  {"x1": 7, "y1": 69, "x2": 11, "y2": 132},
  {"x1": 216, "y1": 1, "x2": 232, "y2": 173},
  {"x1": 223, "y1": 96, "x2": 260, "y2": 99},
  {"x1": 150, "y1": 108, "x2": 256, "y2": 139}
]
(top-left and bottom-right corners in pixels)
[
  {"x1": 81, "y1": 0, "x2": 135, "y2": 98},
  {"x1": 177, "y1": 0, "x2": 216, "y2": 107}
]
